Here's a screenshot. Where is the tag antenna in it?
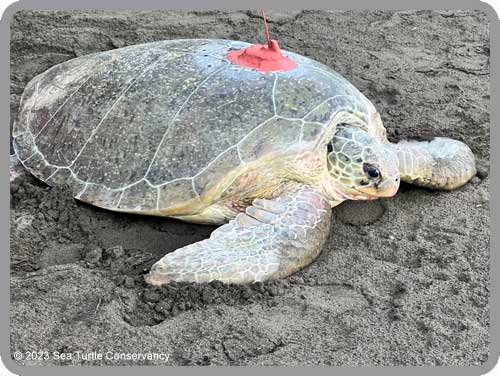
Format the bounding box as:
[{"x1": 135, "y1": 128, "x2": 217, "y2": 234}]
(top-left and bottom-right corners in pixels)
[{"x1": 261, "y1": 9, "x2": 271, "y2": 46}]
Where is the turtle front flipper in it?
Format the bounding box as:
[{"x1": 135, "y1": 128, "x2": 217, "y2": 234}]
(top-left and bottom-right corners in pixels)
[
  {"x1": 145, "y1": 184, "x2": 331, "y2": 285},
  {"x1": 388, "y1": 137, "x2": 476, "y2": 190}
]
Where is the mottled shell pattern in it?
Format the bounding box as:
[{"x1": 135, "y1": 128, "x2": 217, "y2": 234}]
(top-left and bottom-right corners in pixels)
[{"x1": 13, "y1": 39, "x2": 378, "y2": 214}]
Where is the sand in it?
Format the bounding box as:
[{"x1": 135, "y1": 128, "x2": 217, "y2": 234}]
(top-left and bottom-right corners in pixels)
[{"x1": 9, "y1": 10, "x2": 490, "y2": 366}]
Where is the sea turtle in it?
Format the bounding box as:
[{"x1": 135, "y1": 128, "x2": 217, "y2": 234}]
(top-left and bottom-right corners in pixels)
[{"x1": 12, "y1": 39, "x2": 476, "y2": 285}]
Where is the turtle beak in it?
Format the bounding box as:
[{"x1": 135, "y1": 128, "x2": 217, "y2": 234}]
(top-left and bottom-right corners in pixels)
[{"x1": 377, "y1": 176, "x2": 400, "y2": 197}]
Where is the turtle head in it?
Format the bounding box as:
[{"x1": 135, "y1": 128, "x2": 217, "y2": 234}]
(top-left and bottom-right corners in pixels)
[{"x1": 326, "y1": 125, "x2": 400, "y2": 200}]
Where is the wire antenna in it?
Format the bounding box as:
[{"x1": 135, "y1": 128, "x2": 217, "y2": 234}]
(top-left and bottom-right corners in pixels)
[{"x1": 261, "y1": 9, "x2": 271, "y2": 45}]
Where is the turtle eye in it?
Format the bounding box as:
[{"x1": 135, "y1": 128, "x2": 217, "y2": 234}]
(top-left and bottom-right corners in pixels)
[
  {"x1": 327, "y1": 143, "x2": 333, "y2": 153},
  {"x1": 363, "y1": 163, "x2": 381, "y2": 179}
]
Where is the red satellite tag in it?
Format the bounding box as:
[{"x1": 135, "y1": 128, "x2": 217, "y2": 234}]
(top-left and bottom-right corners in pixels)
[
  {"x1": 226, "y1": 10, "x2": 297, "y2": 72},
  {"x1": 227, "y1": 40, "x2": 297, "y2": 72}
]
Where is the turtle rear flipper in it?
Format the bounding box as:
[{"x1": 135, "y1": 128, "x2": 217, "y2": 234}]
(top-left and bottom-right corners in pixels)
[
  {"x1": 389, "y1": 137, "x2": 476, "y2": 190},
  {"x1": 145, "y1": 184, "x2": 331, "y2": 285}
]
